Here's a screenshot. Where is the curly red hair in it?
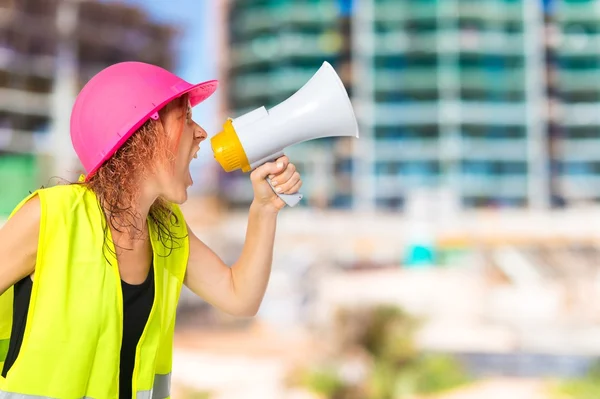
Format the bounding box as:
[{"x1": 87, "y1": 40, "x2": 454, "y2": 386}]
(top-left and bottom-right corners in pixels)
[{"x1": 84, "y1": 94, "x2": 189, "y2": 253}]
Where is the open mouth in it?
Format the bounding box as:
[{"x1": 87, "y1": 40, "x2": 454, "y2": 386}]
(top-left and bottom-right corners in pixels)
[
  {"x1": 186, "y1": 147, "x2": 200, "y2": 187},
  {"x1": 187, "y1": 169, "x2": 194, "y2": 186}
]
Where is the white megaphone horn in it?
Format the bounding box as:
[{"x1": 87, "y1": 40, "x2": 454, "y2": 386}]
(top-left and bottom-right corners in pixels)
[{"x1": 211, "y1": 61, "x2": 359, "y2": 207}]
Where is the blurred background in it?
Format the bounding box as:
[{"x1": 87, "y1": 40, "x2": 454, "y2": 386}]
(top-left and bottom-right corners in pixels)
[{"x1": 3, "y1": 0, "x2": 600, "y2": 398}]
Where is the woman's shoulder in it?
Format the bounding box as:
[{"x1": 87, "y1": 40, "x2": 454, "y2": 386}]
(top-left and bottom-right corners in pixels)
[
  {"x1": 0, "y1": 195, "x2": 39, "y2": 294},
  {"x1": 35, "y1": 183, "x2": 94, "y2": 204},
  {"x1": 6, "y1": 183, "x2": 88, "y2": 222},
  {"x1": 38, "y1": 182, "x2": 88, "y2": 195},
  {"x1": 8, "y1": 193, "x2": 41, "y2": 226}
]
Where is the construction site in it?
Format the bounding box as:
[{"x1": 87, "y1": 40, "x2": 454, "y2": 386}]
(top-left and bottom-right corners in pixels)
[{"x1": 2, "y1": 0, "x2": 600, "y2": 398}]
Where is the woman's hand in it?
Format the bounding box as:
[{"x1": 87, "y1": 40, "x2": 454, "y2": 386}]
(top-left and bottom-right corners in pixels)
[{"x1": 250, "y1": 155, "x2": 302, "y2": 213}]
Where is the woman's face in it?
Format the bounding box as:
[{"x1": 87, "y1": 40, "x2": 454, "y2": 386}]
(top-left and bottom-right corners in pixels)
[{"x1": 157, "y1": 100, "x2": 207, "y2": 204}]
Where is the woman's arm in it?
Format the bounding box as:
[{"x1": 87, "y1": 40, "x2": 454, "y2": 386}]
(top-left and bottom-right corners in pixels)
[
  {"x1": 0, "y1": 196, "x2": 39, "y2": 296},
  {"x1": 183, "y1": 156, "x2": 302, "y2": 317},
  {"x1": 184, "y1": 203, "x2": 277, "y2": 317}
]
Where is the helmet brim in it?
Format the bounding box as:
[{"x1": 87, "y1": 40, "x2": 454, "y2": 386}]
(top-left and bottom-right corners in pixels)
[{"x1": 186, "y1": 79, "x2": 219, "y2": 107}]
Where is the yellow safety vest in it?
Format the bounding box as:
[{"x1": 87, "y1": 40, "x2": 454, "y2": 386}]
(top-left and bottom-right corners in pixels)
[{"x1": 0, "y1": 183, "x2": 189, "y2": 398}]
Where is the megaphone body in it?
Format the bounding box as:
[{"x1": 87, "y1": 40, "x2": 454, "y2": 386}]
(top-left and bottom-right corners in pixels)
[{"x1": 211, "y1": 61, "x2": 359, "y2": 207}]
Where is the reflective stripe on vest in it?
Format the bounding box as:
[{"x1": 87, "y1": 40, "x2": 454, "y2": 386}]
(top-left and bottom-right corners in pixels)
[
  {"x1": 0, "y1": 373, "x2": 171, "y2": 399},
  {"x1": 152, "y1": 373, "x2": 171, "y2": 399},
  {"x1": 0, "y1": 185, "x2": 188, "y2": 397},
  {"x1": 0, "y1": 393, "x2": 94, "y2": 399},
  {"x1": 138, "y1": 372, "x2": 171, "y2": 399}
]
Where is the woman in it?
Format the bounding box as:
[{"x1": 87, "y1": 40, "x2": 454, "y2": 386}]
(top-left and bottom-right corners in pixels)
[{"x1": 0, "y1": 61, "x2": 302, "y2": 398}]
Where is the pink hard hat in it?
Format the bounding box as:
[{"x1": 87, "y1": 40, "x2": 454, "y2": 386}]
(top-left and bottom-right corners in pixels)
[{"x1": 70, "y1": 61, "x2": 218, "y2": 180}]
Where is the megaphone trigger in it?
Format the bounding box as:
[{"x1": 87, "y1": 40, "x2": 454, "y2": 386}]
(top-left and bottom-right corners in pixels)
[
  {"x1": 254, "y1": 152, "x2": 305, "y2": 207},
  {"x1": 266, "y1": 177, "x2": 304, "y2": 207}
]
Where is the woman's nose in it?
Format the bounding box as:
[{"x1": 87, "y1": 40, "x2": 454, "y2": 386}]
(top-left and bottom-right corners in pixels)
[{"x1": 195, "y1": 125, "x2": 208, "y2": 141}]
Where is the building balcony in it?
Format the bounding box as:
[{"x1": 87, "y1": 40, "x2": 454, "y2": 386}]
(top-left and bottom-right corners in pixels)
[
  {"x1": 456, "y1": 1, "x2": 524, "y2": 22},
  {"x1": 558, "y1": 33, "x2": 600, "y2": 57},
  {"x1": 374, "y1": 1, "x2": 523, "y2": 23},
  {"x1": 0, "y1": 88, "x2": 51, "y2": 116},
  {"x1": 374, "y1": 69, "x2": 438, "y2": 92},
  {"x1": 459, "y1": 69, "x2": 525, "y2": 91},
  {"x1": 558, "y1": 70, "x2": 600, "y2": 92},
  {"x1": 374, "y1": 30, "x2": 526, "y2": 56},
  {"x1": 0, "y1": 7, "x2": 55, "y2": 36},
  {"x1": 461, "y1": 138, "x2": 528, "y2": 161},
  {"x1": 231, "y1": 31, "x2": 338, "y2": 68},
  {"x1": 560, "y1": 104, "x2": 600, "y2": 126},
  {"x1": 0, "y1": 49, "x2": 55, "y2": 78},
  {"x1": 283, "y1": 2, "x2": 338, "y2": 25},
  {"x1": 557, "y1": 138, "x2": 600, "y2": 162},
  {"x1": 374, "y1": 173, "x2": 440, "y2": 198},
  {"x1": 230, "y1": 44, "x2": 278, "y2": 69},
  {"x1": 374, "y1": 1, "x2": 437, "y2": 22},
  {"x1": 373, "y1": 101, "x2": 528, "y2": 126},
  {"x1": 232, "y1": 9, "x2": 273, "y2": 34},
  {"x1": 0, "y1": 6, "x2": 170, "y2": 53},
  {"x1": 374, "y1": 31, "x2": 437, "y2": 56},
  {"x1": 0, "y1": 127, "x2": 46, "y2": 155},
  {"x1": 557, "y1": 175, "x2": 600, "y2": 200},
  {"x1": 373, "y1": 102, "x2": 439, "y2": 125},
  {"x1": 461, "y1": 174, "x2": 528, "y2": 197},
  {"x1": 232, "y1": 64, "x2": 336, "y2": 101},
  {"x1": 372, "y1": 67, "x2": 525, "y2": 95},
  {"x1": 557, "y1": 2, "x2": 600, "y2": 23},
  {"x1": 232, "y1": 3, "x2": 336, "y2": 34},
  {"x1": 374, "y1": 139, "x2": 440, "y2": 161}
]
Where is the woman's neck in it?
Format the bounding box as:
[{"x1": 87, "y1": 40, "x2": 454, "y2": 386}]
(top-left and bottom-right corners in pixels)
[{"x1": 107, "y1": 182, "x2": 158, "y2": 244}]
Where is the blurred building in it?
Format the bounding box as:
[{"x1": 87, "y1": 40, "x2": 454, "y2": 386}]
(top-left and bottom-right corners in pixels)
[
  {"x1": 0, "y1": 0, "x2": 176, "y2": 215},
  {"x1": 553, "y1": 0, "x2": 600, "y2": 205},
  {"x1": 219, "y1": 0, "x2": 553, "y2": 211}
]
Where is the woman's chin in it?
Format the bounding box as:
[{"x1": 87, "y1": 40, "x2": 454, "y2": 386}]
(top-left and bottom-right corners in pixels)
[
  {"x1": 175, "y1": 189, "x2": 189, "y2": 205},
  {"x1": 162, "y1": 185, "x2": 189, "y2": 205}
]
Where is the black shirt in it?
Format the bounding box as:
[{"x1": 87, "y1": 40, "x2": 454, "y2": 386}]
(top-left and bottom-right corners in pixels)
[{"x1": 2, "y1": 267, "x2": 155, "y2": 399}]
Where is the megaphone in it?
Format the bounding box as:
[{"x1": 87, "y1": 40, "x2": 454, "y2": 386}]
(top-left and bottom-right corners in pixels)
[{"x1": 211, "y1": 61, "x2": 359, "y2": 207}]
